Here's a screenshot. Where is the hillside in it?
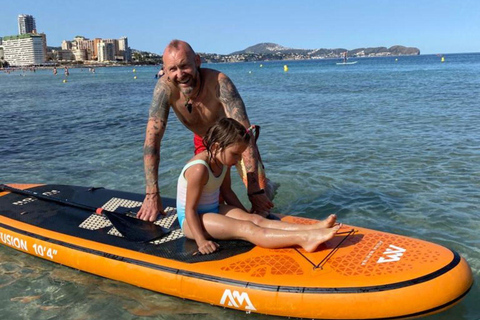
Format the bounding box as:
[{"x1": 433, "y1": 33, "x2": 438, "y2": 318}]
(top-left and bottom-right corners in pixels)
[{"x1": 230, "y1": 43, "x2": 420, "y2": 58}]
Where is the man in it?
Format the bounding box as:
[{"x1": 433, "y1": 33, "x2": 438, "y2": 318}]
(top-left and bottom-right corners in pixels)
[{"x1": 137, "y1": 40, "x2": 274, "y2": 222}]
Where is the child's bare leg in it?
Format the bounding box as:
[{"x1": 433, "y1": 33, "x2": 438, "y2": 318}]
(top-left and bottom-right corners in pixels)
[
  {"x1": 192, "y1": 212, "x2": 341, "y2": 252},
  {"x1": 220, "y1": 205, "x2": 337, "y2": 230}
]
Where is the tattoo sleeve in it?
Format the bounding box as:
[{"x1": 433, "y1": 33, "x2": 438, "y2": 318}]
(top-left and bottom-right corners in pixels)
[
  {"x1": 144, "y1": 81, "x2": 171, "y2": 192},
  {"x1": 218, "y1": 75, "x2": 249, "y2": 124},
  {"x1": 218, "y1": 75, "x2": 261, "y2": 192}
]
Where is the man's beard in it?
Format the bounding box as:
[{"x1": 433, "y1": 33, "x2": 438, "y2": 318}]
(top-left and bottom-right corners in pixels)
[{"x1": 179, "y1": 74, "x2": 198, "y2": 96}]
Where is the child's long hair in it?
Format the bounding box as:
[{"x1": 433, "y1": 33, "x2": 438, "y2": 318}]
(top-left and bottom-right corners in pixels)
[{"x1": 203, "y1": 118, "x2": 250, "y2": 163}]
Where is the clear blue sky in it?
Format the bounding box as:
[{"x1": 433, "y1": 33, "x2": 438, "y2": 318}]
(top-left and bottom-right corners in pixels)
[{"x1": 1, "y1": 0, "x2": 478, "y2": 55}]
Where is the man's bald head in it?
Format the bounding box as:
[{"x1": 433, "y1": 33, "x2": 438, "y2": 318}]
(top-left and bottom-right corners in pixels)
[{"x1": 163, "y1": 40, "x2": 196, "y2": 59}]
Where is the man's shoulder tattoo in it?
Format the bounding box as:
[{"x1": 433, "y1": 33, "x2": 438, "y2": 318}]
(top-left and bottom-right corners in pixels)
[
  {"x1": 217, "y1": 76, "x2": 247, "y2": 122},
  {"x1": 149, "y1": 82, "x2": 171, "y2": 119}
]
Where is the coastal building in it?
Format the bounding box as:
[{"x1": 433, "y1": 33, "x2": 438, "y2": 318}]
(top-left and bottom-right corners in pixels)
[
  {"x1": 73, "y1": 49, "x2": 87, "y2": 61},
  {"x1": 118, "y1": 36, "x2": 131, "y2": 62},
  {"x1": 57, "y1": 36, "x2": 132, "y2": 63},
  {"x1": 102, "y1": 39, "x2": 119, "y2": 58},
  {"x1": 97, "y1": 42, "x2": 115, "y2": 62},
  {"x1": 18, "y1": 14, "x2": 36, "y2": 35},
  {"x1": 56, "y1": 50, "x2": 75, "y2": 61},
  {"x1": 2, "y1": 33, "x2": 46, "y2": 66},
  {"x1": 74, "y1": 37, "x2": 94, "y2": 60},
  {"x1": 62, "y1": 40, "x2": 72, "y2": 50}
]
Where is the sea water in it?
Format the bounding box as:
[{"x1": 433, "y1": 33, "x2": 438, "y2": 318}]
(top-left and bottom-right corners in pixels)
[{"x1": 0, "y1": 54, "x2": 479, "y2": 319}]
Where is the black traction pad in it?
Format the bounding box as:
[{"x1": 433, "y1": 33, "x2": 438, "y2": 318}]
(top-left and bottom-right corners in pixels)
[{"x1": 1, "y1": 184, "x2": 254, "y2": 263}]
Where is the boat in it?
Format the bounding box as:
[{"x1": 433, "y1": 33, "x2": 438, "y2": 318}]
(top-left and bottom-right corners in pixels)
[{"x1": 0, "y1": 184, "x2": 473, "y2": 319}]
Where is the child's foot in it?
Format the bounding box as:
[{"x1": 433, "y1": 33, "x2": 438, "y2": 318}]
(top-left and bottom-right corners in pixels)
[
  {"x1": 316, "y1": 214, "x2": 337, "y2": 228},
  {"x1": 302, "y1": 224, "x2": 341, "y2": 253}
]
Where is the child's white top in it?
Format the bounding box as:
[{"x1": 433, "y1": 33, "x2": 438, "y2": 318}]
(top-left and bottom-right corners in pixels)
[{"x1": 176, "y1": 159, "x2": 227, "y2": 228}]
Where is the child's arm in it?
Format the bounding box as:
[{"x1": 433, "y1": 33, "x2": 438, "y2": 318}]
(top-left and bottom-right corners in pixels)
[
  {"x1": 184, "y1": 164, "x2": 219, "y2": 254},
  {"x1": 220, "y1": 167, "x2": 248, "y2": 212}
]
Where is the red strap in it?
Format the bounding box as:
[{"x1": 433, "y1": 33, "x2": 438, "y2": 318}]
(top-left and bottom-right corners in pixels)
[{"x1": 95, "y1": 208, "x2": 103, "y2": 215}]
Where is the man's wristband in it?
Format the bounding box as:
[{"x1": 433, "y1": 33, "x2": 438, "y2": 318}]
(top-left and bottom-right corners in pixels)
[{"x1": 248, "y1": 189, "x2": 265, "y2": 197}]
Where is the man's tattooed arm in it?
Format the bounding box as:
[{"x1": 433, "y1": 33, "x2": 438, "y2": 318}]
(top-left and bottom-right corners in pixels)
[
  {"x1": 217, "y1": 75, "x2": 249, "y2": 123},
  {"x1": 217, "y1": 74, "x2": 261, "y2": 193},
  {"x1": 144, "y1": 80, "x2": 171, "y2": 193}
]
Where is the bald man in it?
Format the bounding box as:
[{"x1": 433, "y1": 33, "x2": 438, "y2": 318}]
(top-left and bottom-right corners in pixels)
[{"x1": 137, "y1": 40, "x2": 274, "y2": 222}]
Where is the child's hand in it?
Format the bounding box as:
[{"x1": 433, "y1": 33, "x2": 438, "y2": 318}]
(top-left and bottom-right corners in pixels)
[{"x1": 197, "y1": 240, "x2": 220, "y2": 255}]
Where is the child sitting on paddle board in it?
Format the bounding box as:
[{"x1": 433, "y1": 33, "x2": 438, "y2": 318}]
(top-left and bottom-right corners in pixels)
[{"x1": 177, "y1": 118, "x2": 340, "y2": 255}]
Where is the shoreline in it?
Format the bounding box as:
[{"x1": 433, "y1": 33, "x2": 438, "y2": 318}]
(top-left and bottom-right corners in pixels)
[{"x1": 1, "y1": 52, "x2": 478, "y2": 70}]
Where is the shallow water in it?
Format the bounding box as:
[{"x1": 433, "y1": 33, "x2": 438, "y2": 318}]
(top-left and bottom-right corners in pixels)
[{"x1": 1, "y1": 54, "x2": 479, "y2": 319}]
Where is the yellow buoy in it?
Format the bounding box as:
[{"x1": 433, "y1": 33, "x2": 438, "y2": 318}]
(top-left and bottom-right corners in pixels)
[
  {"x1": 63, "y1": 79, "x2": 67, "y2": 83},
  {"x1": 284, "y1": 65, "x2": 288, "y2": 72},
  {"x1": 441, "y1": 56, "x2": 445, "y2": 63},
  {"x1": 134, "y1": 76, "x2": 137, "y2": 79},
  {"x1": 260, "y1": 64, "x2": 263, "y2": 68},
  {"x1": 133, "y1": 68, "x2": 136, "y2": 72}
]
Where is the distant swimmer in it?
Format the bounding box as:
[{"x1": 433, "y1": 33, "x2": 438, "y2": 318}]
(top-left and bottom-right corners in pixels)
[
  {"x1": 64, "y1": 67, "x2": 69, "y2": 76},
  {"x1": 53, "y1": 67, "x2": 57, "y2": 75}
]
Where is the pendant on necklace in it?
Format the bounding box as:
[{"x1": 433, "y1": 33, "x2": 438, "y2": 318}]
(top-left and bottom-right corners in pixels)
[{"x1": 185, "y1": 100, "x2": 193, "y2": 113}]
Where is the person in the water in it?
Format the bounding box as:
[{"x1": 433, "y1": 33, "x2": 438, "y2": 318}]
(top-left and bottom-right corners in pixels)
[{"x1": 138, "y1": 40, "x2": 274, "y2": 222}]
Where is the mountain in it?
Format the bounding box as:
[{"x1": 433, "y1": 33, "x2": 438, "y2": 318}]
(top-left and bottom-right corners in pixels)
[
  {"x1": 230, "y1": 43, "x2": 306, "y2": 55},
  {"x1": 230, "y1": 43, "x2": 420, "y2": 57}
]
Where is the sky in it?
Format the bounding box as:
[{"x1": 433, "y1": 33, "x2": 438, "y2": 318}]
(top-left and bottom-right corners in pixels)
[{"x1": 1, "y1": 0, "x2": 479, "y2": 55}]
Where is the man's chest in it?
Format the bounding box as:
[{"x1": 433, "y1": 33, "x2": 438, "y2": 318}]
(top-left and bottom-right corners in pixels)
[{"x1": 172, "y1": 100, "x2": 226, "y2": 135}]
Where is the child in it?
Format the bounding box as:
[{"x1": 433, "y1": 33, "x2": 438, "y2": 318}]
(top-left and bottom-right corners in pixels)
[{"x1": 177, "y1": 118, "x2": 340, "y2": 255}]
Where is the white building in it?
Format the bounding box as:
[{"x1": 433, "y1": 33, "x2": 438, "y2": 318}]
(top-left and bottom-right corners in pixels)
[
  {"x1": 62, "y1": 40, "x2": 72, "y2": 50},
  {"x1": 72, "y1": 49, "x2": 87, "y2": 61},
  {"x1": 97, "y1": 42, "x2": 115, "y2": 62},
  {"x1": 2, "y1": 34, "x2": 46, "y2": 66},
  {"x1": 18, "y1": 14, "x2": 36, "y2": 35},
  {"x1": 74, "y1": 38, "x2": 94, "y2": 60}
]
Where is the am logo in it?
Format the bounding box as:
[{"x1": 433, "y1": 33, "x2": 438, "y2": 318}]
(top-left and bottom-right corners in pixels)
[
  {"x1": 377, "y1": 244, "x2": 406, "y2": 263},
  {"x1": 220, "y1": 289, "x2": 256, "y2": 311}
]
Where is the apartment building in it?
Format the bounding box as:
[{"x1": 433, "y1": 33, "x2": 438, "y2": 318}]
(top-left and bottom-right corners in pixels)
[
  {"x1": 2, "y1": 33, "x2": 46, "y2": 66},
  {"x1": 18, "y1": 14, "x2": 36, "y2": 35}
]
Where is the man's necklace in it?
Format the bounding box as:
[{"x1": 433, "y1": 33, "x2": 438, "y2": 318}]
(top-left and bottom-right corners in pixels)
[{"x1": 183, "y1": 72, "x2": 202, "y2": 113}]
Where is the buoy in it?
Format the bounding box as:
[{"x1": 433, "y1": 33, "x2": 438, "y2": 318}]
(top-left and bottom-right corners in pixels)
[
  {"x1": 248, "y1": 71, "x2": 252, "y2": 74},
  {"x1": 395, "y1": 58, "x2": 398, "y2": 62},
  {"x1": 260, "y1": 64, "x2": 263, "y2": 68},
  {"x1": 441, "y1": 56, "x2": 445, "y2": 63},
  {"x1": 133, "y1": 68, "x2": 136, "y2": 72},
  {"x1": 284, "y1": 65, "x2": 288, "y2": 72},
  {"x1": 63, "y1": 79, "x2": 67, "y2": 83},
  {"x1": 134, "y1": 76, "x2": 137, "y2": 79}
]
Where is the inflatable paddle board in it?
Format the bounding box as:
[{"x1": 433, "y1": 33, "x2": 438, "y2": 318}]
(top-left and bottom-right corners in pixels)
[
  {"x1": 0, "y1": 184, "x2": 473, "y2": 319},
  {"x1": 336, "y1": 61, "x2": 358, "y2": 65}
]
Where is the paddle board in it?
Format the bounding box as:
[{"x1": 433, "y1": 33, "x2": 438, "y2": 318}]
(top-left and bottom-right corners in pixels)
[
  {"x1": 0, "y1": 184, "x2": 473, "y2": 319},
  {"x1": 336, "y1": 61, "x2": 358, "y2": 65}
]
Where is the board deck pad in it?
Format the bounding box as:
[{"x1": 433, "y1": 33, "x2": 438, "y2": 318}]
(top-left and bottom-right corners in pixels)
[{"x1": 0, "y1": 184, "x2": 255, "y2": 263}]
